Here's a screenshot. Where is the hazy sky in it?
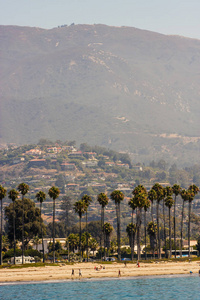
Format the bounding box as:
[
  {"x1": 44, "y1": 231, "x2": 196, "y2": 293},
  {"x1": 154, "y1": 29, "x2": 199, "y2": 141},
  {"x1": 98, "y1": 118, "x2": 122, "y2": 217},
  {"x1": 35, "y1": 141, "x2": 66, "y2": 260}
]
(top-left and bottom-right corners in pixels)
[{"x1": 1, "y1": 0, "x2": 200, "y2": 39}]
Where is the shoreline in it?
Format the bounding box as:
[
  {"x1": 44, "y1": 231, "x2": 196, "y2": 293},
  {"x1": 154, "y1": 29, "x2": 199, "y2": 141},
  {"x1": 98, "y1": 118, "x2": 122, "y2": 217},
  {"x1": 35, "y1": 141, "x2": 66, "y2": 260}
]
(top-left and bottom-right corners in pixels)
[
  {"x1": 0, "y1": 273, "x2": 198, "y2": 286},
  {"x1": 0, "y1": 261, "x2": 199, "y2": 283}
]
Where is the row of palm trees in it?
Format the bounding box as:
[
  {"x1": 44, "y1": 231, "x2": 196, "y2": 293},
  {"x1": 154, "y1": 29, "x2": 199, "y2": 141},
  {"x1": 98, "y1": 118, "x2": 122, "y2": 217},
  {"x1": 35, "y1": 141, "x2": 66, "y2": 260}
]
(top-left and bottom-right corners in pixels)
[{"x1": 0, "y1": 182, "x2": 199, "y2": 265}]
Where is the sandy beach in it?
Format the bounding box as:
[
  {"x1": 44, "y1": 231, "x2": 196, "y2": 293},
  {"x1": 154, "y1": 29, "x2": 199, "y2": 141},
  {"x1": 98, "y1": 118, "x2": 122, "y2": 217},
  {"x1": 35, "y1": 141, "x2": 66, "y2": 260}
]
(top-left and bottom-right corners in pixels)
[{"x1": 0, "y1": 261, "x2": 200, "y2": 283}]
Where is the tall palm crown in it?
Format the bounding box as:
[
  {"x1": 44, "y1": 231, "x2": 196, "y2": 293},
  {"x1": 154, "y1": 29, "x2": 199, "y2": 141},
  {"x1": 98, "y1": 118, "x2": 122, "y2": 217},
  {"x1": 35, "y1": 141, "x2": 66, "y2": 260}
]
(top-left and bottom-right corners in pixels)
[
  {"x1": 35, "y1": 191, "x2": 46, "y2": 204},
  {"x1": 48, "y1": 186, "x2": 60, "y2": 200},
  {"x1": 0, "y1": 185, "x2": 7, "y2": 265},
  {"x1": 17, "y1": 183, "x2": 29, "y2": 196},
  {"x1": 110, "y1": 190, "x2": 124, "y2": 204},
  {"x1": 97, "y1": 193, "x2": 109, "y2": 208},
  {"x1": 8, "y1": 189, "x2": 19, "y2": 202}
]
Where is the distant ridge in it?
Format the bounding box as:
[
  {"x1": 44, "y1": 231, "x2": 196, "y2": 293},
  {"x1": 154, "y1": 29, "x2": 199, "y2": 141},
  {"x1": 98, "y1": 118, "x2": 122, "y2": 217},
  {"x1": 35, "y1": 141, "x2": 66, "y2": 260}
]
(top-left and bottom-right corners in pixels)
[{"x1": 1, "y1": 24, "x2": 200, "y2": 165}]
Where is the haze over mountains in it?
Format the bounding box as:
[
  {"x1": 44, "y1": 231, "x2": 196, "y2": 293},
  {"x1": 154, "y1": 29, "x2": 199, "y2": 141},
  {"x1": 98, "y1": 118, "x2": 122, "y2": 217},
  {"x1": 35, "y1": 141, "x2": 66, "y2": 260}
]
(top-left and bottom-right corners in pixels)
[{"x1": 1, "y1": 24, "x2": 200, "y2": 165}]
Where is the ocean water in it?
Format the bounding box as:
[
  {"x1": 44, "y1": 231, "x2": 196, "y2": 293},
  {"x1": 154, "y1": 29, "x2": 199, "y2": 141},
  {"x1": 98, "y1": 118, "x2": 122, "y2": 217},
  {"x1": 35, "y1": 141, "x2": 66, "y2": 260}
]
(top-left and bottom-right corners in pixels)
[{"x1": 0, "y1": 275, "x2": 199, "y2": 300}]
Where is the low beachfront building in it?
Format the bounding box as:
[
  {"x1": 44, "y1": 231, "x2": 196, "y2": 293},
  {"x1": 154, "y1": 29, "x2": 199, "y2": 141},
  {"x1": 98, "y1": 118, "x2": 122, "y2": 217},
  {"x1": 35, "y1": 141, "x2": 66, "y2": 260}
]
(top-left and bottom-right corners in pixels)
[{"x1": 10, "y1": 256, "x2": 35, "y2": 264}]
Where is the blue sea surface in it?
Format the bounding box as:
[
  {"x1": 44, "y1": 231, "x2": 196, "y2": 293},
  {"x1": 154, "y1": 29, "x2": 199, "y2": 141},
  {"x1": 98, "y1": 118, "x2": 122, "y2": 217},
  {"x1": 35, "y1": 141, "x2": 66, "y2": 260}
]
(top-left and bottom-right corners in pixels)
[{"x1": 0, "y1": 275, "x2": 199, "y2": 300}]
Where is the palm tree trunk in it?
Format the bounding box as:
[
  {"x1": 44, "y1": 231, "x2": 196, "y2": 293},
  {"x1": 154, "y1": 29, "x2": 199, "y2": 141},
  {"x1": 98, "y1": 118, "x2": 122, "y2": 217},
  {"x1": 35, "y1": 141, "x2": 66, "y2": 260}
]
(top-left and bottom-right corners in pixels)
[
  {"x1": 131, "y1": 210, "x2": 134, "y2": 260},
  {"x1": 188, "y1": 201, "x2": 191, "y2": 258},
  {"x1": 136, "y1": 208, "x2": 141, "y2": 260},
  {"x1": 40, "y1": 202, "x2": 45, "y2": 263},
  {"x1": 13, "y1": 201, "x2": 16, "y2": 265},
  {"x1": 163, "y1": 200, "x2": 167, "y2": 258},
  {"x1": 22, "y1": 195, "x2": 24, "y2": 264},
  {"x1": 79, "y1": 217, "x2": 81, "y2": 258},
  {"x1": 86, "y1": 210, "x2": 88, "y2": 262},
  {"x1": 0, "y1": 200, "x2": 2, "y2": 265},
  {"x1": 180, "y1": 200, "x2": 185, "y2": 258},
  {"x1": 53, "y1": 198, "x2": 55, "y2": 263},
  {"x1": 174, "y1": 195, "x2": 177, "y2": 258},
  {"x1": 144, "y1": 210, "x2": 147, "y2": 260},
  {"x1": 156, "y1": 202, "x2": 161, "y2": 259},
  {"x1": 100, "y1": 207, "x2": 103, "y2": 260},
  {"x1": 169, "y1": 207, "x2": 172, "y2": 258},
  {"x1": 102, "y1": 207, "x2": 105, "y2": 258},
  {"x1": 116, "y1": 203, "x2": 121, "y2": 261}
]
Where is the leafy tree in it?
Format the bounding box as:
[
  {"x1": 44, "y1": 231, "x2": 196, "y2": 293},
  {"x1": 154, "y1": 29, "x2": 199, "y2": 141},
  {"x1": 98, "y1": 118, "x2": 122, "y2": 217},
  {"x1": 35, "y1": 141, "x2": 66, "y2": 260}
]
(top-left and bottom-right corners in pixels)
[
  {"x1": 87, "y1": 221, "x2": 101, "y2": 243},
  {"x1": 172, "y1": 184, "x2": 182, "y2": 258},
  {"x1": 110, "y1": 190, "x2": 124, "y2": 260},
  {"x1": 8, "y1": 189, "x2": 19, "y2": 264},
  {"x1": 17, "y1": 183, "x2": 29, "y2": 264},
  {"x1": 5, "y1": 198, "x2": 43, "y2": 249},
  {"x1": 97, "y1": 193, "x2": 109, "y2": 260},
  {"x1": 0, "y1": 185, "x2": 7, "y2": 265},
  {"x1": 48, "y1": 186, "x2": 60, "y2": 263},
  {"x1": 35, "y1": 190, "x2": 46, "y2": 262}
]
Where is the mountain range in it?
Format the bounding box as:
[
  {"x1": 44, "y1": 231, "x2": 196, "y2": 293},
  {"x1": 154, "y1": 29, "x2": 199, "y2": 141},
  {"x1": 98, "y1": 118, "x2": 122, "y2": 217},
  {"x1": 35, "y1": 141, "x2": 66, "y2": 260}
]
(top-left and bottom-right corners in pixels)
[{"x1": 1, "y1": 24, "x2": 200, "y2": 166}]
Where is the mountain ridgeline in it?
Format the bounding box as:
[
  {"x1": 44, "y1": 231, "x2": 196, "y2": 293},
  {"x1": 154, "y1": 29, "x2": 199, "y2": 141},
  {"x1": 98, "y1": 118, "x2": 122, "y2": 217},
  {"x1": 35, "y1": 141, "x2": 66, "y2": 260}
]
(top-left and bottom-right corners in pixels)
[{"x1": 1, "y1": 24, "x2": 200, "y2": 165}]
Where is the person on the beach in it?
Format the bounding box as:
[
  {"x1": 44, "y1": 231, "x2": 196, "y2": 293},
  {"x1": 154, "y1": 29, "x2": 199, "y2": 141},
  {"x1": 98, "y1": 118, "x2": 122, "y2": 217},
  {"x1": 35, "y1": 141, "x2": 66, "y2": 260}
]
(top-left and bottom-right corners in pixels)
[
  {"x1": 79, "y1": 269, "x2": 82, "y2": 277},
  {"x1": 124, "y1": 261, "x2": 127, "y2": 267},
  {"x1": 71, "y1": 269, "x2": 74, "y2": 277},
  {"x1": 118, "y1": 270, "x2": 121, "y2": 277}
]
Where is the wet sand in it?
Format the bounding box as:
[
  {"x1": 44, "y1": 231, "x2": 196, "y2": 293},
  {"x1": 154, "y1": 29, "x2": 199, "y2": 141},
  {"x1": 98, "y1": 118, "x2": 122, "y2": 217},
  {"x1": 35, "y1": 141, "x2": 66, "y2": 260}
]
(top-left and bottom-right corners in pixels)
[{"x1": 0, "y1": 261, "x2": 200, "y2": 283}]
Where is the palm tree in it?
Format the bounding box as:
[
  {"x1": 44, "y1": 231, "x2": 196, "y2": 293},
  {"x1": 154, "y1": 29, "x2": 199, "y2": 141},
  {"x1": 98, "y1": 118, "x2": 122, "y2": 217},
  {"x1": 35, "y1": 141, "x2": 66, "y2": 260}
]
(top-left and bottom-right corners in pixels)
[
  {"x1": 163, "y1": 186, "x2": 173, "y2": 258},
  {"x1": 128, "y1": 197, "x2": 137, "y2": 260},
  {"x1": 132, "y1": 185, "x2": 149, "y2": 260},
  {"x1": 187, "y1": 184, "x2": 199, "y2": 257},
  {"x1": 74, "y1": 200, "x2": 86, "y2": 261},
  {"x1": 48, "y1": 186, "x2": 60, "y2": 263},
  {"x1": 147, "y1": 221, "x2": 157, "y2": 258},
  {"x1": 126, "y1": 223, "x2": 136, "y2": 260},
  {"x1": 66, "y1": 233, "x2": 79, "y2": 254},
  {"x1": 110, "y1": 190, "x2": 124, "y2": 261},
  {"x1": 97, "y1": 193, "x2": 109, "y2": 260},
  {"x1": 164, "y1": 196, "x2": 174, "y2": 258},
  {"x1": 81, "y1": 194, "x2": 92, "y2": 262},
  {"x1": 144, "y1": 199, "x2": 151, "y2": 260},
  {"x1": 8, "y1": 189, "x2": 19, "y2": 265},
  {"x1": 0, "y1": 185, "x2": 7, "y2": 265},
  {"x1": 35, "y1": 190, "x2": 46, "y2": 263},
  {"x1": 103, "y1": 222, "x2": 113, "y2": 257},
  {"x1": 152, "y1": 183, "x2": 164, "y2": 259},
  {"x1": 89, "y1": 238, "x2": 98, "y2": 256},
  {"x1": 180, "y1": 189, "x2": 189, "y2": 257},
  {"x1": 172, "y1": 184, "x2": 181, "y2": 258},
  {"x1": 17, "y1": 183, "x2": 29, "y2": 264},
  {"x1": 32, "y1": 235, "x2": 40, "y2": 251}
]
